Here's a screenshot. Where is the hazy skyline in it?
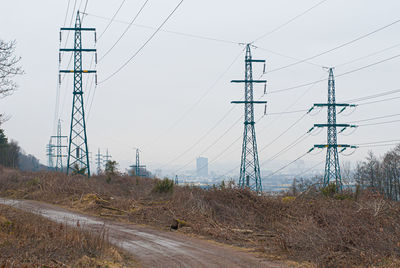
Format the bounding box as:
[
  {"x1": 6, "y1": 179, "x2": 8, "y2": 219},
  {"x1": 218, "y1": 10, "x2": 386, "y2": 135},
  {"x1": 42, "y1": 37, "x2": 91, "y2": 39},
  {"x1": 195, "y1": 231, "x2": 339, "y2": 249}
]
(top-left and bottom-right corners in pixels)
[{"x1": 1, "y1": 0, "x2": 400, "y2": 177}]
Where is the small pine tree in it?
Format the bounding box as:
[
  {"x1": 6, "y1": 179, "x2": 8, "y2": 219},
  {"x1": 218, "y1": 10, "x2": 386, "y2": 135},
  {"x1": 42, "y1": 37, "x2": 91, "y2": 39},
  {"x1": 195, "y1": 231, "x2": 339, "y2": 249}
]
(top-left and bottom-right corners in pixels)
[{"x1": 105, "y1": 160, "x2": 118, "y2": 175}]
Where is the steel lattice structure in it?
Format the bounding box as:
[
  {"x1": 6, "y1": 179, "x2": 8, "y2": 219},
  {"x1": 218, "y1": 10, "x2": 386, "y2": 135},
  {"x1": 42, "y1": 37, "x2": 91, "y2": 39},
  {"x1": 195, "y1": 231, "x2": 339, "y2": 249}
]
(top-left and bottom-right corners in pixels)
[
  {"x1": 130, "y1": 149, "x2": 146, "y2": 177},
  {"x1": 95, "y1": 148, "x2": 103, "y2": 174},
  {"x1": 324, "y1": 68, "x2": 341, "y2": 187},
  {"x1": 59, "y1": 11, "x2": 97, "y2": 177},
  {"x1": 51, "y1": 119, "x2": 68, "y2": 172},
  {"x1": 309, "y1": 68, "x2": 357, "y2": 191},
  {"x1": 46, "y1": 141, "x2": 54, "y2": 170},
  {"x1": 231, "y1": 44, "x2": 267, "y2": 192}
]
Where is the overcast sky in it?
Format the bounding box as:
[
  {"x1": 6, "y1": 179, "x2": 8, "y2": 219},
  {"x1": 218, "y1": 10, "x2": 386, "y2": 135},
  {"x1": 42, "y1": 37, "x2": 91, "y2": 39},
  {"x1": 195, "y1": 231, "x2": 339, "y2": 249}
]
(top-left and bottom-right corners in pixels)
[{"x1": 1, "y1": 0, "x2": 400, "y2": 177}]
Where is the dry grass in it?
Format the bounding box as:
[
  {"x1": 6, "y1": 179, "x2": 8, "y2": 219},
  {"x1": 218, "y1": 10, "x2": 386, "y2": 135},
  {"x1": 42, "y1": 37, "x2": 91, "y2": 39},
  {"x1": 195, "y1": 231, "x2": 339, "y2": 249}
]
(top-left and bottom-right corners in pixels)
[
  {"x1": 1, "y1": 168, "x2": 400, "y2": 267},
  {"x1": 0, "y1": 204, "x2": 137, "y2": 267}
]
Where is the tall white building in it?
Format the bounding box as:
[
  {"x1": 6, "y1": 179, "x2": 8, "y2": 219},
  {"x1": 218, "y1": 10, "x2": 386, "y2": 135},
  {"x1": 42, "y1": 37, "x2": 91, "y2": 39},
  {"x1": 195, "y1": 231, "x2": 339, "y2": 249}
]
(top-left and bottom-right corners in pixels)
[{"x1": 196, "y1": 157, "x2": 208, "y2": 177}]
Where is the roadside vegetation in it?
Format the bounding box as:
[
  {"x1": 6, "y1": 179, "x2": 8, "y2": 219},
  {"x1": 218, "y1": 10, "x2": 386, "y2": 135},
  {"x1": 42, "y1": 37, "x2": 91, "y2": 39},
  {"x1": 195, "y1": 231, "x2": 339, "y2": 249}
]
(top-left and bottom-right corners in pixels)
[
  {"x1": 0, "y1": 203, "x2": 137, "y2": 267},
  {"x1": 1, "y1": 167, "x2": 400, "y2": 267}
]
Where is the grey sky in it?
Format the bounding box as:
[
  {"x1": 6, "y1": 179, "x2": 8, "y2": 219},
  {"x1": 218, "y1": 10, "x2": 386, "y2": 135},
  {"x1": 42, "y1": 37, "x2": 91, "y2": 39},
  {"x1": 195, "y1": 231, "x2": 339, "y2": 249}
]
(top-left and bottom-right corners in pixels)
[{"x1": 1, "y1": 0, "x2": 400, "y2": 176}]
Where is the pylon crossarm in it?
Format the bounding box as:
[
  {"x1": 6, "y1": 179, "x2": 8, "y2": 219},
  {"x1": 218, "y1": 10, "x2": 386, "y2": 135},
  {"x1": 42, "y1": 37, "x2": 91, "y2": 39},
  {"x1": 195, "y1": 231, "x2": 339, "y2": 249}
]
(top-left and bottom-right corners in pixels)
[
  {"x1": 231, "y1": 101, "x2": 267, "y2": 104},
  {"x1": 245, "y1": 59, "x2": 265, "y2": 63},
  {"x1": 314, "y1": 123, "x2": 356, "y2": 128},
  {"x1": 60, "y1": 48, "x2": 96, "y2": 52},
  {"x1": 60, "y1": 70, "x2": 96, "y2": 73},
  {"x1": 312, "y1": 103, "x2": 354, "y2": 107},
  {"x1": 314, "y1": 144, "x2": 357, "y2": 149},
  {"x1": 231, "y1": 80, "x2": 267, "y2": 83},
  {"x1": 61, "y1": 27, "x2": 96, "y2": 31}
]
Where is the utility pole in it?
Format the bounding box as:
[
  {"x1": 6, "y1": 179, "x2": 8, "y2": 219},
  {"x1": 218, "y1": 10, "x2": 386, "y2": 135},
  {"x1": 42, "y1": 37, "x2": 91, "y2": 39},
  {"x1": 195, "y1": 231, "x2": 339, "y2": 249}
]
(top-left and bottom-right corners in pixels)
[
  {"x1": 46, "y1": 141, "x2": 54, "y2": 170},
  {"x1": 130, "y1": 149, "x2": 146, "y2": 177},
  {"x1": 59, "y1": 11, "x2": 97, "y2": 177},
  {"x1": 231, "y1": 44, "x2": 267, "y2": 193},
  {"x1": 308, "y1": 68, "x2": 357, "y2": 191},
  {"x1": 50, "y1": 119, "x2": 68, "y2": 172},
  {"x1": 175, "y1": 175, "x2": 178, "y2": 185},
  {"x1": 95, "y1": 148, "x2": 103, "y2": 175}
]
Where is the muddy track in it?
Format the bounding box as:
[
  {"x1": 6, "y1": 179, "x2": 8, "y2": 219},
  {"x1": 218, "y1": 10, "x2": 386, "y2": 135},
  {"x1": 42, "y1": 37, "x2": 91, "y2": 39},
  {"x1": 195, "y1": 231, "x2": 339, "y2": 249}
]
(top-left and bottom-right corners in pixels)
[{"x1": 0, "y1": 198, "x2": 287, "y2": 267}]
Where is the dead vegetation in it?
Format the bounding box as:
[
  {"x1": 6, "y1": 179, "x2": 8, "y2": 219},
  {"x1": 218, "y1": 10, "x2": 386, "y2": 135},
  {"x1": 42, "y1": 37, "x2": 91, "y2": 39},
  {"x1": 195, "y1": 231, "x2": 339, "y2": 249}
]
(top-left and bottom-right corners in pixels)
[
  {"x1": 0, "y1": 203, "x2": 137, "y2": 267},
  {"x1": 1, "y1": 168, "x2": 400, "y2": 267}
]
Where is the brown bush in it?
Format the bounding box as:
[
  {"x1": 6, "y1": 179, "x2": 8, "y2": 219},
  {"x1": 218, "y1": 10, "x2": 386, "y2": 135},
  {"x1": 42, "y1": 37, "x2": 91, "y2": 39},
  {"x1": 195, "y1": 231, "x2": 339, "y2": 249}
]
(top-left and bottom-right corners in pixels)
[
  {"x1": 0, "y1": 204, "x2": 136, "y2": 267},
  {"x1": 1, "y1": 168, "x2": 400, "y2": 267}
]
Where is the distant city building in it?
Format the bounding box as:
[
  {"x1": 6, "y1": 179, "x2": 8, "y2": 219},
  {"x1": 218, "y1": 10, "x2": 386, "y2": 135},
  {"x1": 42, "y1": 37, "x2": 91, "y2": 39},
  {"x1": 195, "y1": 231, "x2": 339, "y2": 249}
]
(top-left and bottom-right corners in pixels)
[{"x1": 196, "y1": 157, "x2": 208, "y2": 177}]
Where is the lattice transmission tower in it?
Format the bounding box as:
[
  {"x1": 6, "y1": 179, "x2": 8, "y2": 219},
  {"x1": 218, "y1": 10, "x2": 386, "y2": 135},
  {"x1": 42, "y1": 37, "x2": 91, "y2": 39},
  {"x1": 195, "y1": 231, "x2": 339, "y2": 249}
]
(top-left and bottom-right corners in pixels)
[
  {"x1": 130, "y1": 149, "x2": 146, "y2": 177},
  {"x1": 95, "y1": 148, "x2": 103, "y2": 174},
  {"x1": 59, "y1": 11, "x2": 97, "y2": 177},
  {"x1": 104, "y1": 149, "x2": 112, "y2": 165},
  {"x1": 308, "y1": 68, "x2": 357, "y2": 191},
  {"x1": 231, "y1": 44, "x2": 266, "y2": 192},
  {"x1": 50, "y1": 119, "x2": 68, "y2": 172},
  {"x1": 46, "y1": 141, "x2": 54, "y2": 170}
]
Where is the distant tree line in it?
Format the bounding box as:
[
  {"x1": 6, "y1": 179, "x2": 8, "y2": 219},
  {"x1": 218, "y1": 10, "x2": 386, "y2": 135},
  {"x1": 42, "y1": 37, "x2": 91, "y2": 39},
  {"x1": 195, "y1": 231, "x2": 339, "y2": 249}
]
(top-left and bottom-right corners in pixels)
[
  {"x1": 354, "y1": 146, "x2": 400, "y2": 201},
  {"x1": 0, "y1": 124, "x2": 20, "y2": 168},
  {"x1": 290, "y1": 145, "x2": 400, "y2": 201},
  {"x1": 0, "y1": 38, "x2": 24, "y2": 169}
]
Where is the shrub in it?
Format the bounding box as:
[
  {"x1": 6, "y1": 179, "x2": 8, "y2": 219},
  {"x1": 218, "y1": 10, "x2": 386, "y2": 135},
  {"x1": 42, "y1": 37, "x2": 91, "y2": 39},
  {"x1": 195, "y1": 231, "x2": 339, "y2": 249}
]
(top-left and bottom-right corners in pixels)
[
  {"x1": 153, "y1": 178, "x2": 174, "y2": 193},
  {"x1": 321, "y1": 183, "x2": 338, "y2": 197}
]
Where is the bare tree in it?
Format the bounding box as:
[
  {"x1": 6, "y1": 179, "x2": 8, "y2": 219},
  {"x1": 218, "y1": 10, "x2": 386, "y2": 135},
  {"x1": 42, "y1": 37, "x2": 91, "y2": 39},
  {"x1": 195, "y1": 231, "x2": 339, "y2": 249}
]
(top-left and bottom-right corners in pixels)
[{"x1": 0, "y1": 39, "x2": 23, "y2": 98}]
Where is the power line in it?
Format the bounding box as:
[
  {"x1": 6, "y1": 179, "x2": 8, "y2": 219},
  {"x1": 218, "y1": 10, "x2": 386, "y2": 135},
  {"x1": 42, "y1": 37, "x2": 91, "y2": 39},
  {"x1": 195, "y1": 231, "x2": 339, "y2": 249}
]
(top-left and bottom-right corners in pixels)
[
  {"x1": 97, "y1": 0, "x2": 126, "y2": 41},
  {"x1": 85, "y1": 12, "x2": 240, "y2": 45},
  {"x1": 266, "y1": 17, "x2": 400, "y2": 74},
  {"x1": 98, "y1": 0, "x2": 150, "y2": 62},
  {"x1": 293, "y1": 160, "x2": 325, "y2": 178},
  {"x1": 357, "y1": 95, "x2": 400, "y2": 106},
  {"x1": 344, "y1": 88, "x2": 400, "y2": 103},
  {"x1": 358, "y1": 119, "x2": 400, "y2": 127},
  {"x1": 173, "y1": 115, "x2": 265, "y2": 175},
  {"x1": 53, "y1": 0, "x2": 76, "y2": 132},
  {"x1": 266, "y1": 109, "x2": 308, "y2": 115},
  {"x1": 336, "y1": 54, "x2": 400, "y2": 77},
  {"x1": 162, "y1": 110, "x2": 243, "y2": 170},
  {"x1": 255, "y1": 87, "x2": 400, "y2": 117},
  {"x1": 99, "y1": 0, "x2": 184, "y2": 84},
  {"x1": 354, "y1": 139, "x2": 400, "y2": 146},
  {"x1": 358, "y1": 143, "x2": 399, "y2": 148},
  {"x1": 269, "y1": 53, "x2": 400, "y2": 94},
  {"x1": 263, "y1": 151, "x2": 311, "y2": 179},
  {"x1": 83, "y1": 0, "x2": 89, "y2": 15},
  {"x1": 87, "y1": 11, "x2": 328, "y2": 69},
  {"x1": 336, "y1": 42, "x2": 400, "y2": 68},
  {"x1": 346, "y1": 113, "x2": 400, "y2": 124},
  {"x1": 173, "y1": 115, "x2": 245, "y2": 173},
  {"x1": 255, "y1": 46, "x2": 322, "y2": 68},
  {"x1": 252, "y1": 0, "x2": 330, "y2": 43},
  {"x1": 63, "y1": 0, "x2": 71, "y2": 26},
  {"x1": 260, "y1": 131, "x2": 311, "y2": 167},
  {"x1": 259, "y1": 113, "x2": 308, "y2": 153},
  {"x1": 147, "y1": 47, "x2": 245, "y2": 148}
]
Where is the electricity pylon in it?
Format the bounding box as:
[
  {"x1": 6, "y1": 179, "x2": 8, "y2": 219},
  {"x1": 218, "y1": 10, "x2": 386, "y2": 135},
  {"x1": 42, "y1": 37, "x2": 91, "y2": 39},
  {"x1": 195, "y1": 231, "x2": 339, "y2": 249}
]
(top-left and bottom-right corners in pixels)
[
  {"x1": 104, "y1": 149, "x2": 112, "y2": 165},
  {"x1": 46, "y1": 141, "x2": 54, "y2": 170},
  {"x1": 59, "y1": 11, "x2": 97, "y2": 177},
  {"x1": 308, "y1": 68, "x2": 357, "y2": 191},
  {"x1": 231, "y1": 44, "x2": 267, "y2": 193},
  {"x1": 130, "y1": 149, "x2": 146, "y2": 177},
  {"x1": 50, "y1": 119, "x2": 68, "y2": 172},
  {"x1": 95, "y1": 148, "x2": 103, "y2": 174}
]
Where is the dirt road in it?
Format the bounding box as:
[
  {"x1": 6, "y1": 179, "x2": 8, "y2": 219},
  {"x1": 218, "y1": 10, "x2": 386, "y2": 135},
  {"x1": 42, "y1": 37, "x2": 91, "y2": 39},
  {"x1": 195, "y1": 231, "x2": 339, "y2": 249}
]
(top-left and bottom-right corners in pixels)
[{"x1": 0, "y1": 198, "x2": 287, "y2": 267}]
